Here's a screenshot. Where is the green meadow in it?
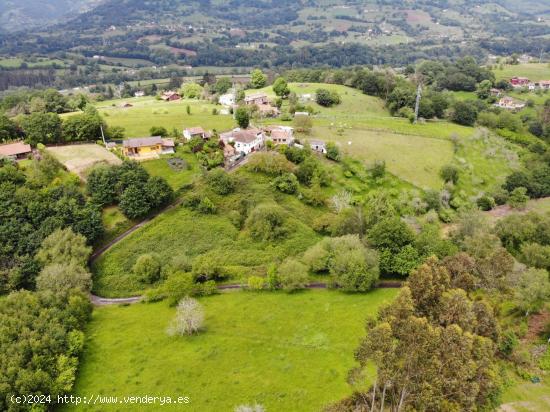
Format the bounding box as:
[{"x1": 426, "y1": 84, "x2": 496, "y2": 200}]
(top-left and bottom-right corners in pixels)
[
  {"x1": 65, "y1": 289, "x2": 397, "y2": 412},
  {"x1": 493, "y1": 63, "x2": 550, "y2": 82}
]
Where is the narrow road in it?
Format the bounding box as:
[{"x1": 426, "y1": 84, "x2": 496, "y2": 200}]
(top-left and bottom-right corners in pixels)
[{"x1": 91, "y1": 281, "x2": 402, "y2": 306}]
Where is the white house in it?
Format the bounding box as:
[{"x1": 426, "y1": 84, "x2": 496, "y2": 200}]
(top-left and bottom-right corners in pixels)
[
  {"x1": 183, "y1": 127, "x2": 208, "y2": 140},
  {"x1": 220, "y1": 128, "x2": 264, "y2": 155},
  {"x1": 134, "y1": 90, "x2": 145, "y2": 97},
  {"x1": 219, "y1": 93, "x2": 236, "y2": 106},
  {"x1": 309, "y1": 139, "x2": 327, "y2": 154},
  {"x1": 265, "y1": 125, "x2": 294, "y2": 145}
]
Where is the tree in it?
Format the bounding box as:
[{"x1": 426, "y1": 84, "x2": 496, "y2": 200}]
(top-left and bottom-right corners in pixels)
[
  {"x1": 119, "y1": 185, "x2": 151, "y2": 219},
  {"x1": 250, "y1": 69, "x2": 267, "y2": 89},
  {"x1": 235, "y1": 107, "x2": 250, "y2": 128},
  {"x1": 206, "y1": 169, "x2": 235, "y2": 195},
  {"x1": 149, "y1": 126, "x2": 168, "y2": 137},
  {"x1": 180, "y1": 82, "x2": 203, "y2": 98},
  {"x1": 315, "y1": 88, "x2": 340, "y2": 107},
  {"x1": 0, "y1": 114, "x2": 18, "y2": 142},
  {"x1": 508, "y1": 187, "x2": 528, "y2": 209},
  {"x1": 87, "y1": 165, "x2": 119, "y2": 206},
  {"x1": 167, "y1": 297, "x2": 204, "y2": 336},
  {"x1": 325, "y1": 142, "x2": 340, "y2": 161},
  {"x1": 272, "y1": 173, "x2": 299, "y2": 194},
  {"x1": 439, "y1": 164, "x2": 459, "y2": 184},
  {"x1": 145, "y1": 176, "x2": 174, "y2": 208},
  {"x1": 511, "y1": 267, "x2": 550, "y2": 315},
  {"x1": 278, "y1": 259, "x2": 309, "y2": 292},
  {"x1": 20, "y1": 112, "x2": 63, "y2": 145},
  {"x1": 476, "y1": 79, "x2": 493, "y2": 99},
  {"x1": 36, "y1": 263, "x2": 92, "y2": 293},
  {"x1": 133, "y1": 253, "x2": 162, "y2": 283},
  {"x1": 451, "y1": 101, "x2": 478, "y2": 126},
  {"x1": 36, "y1": 228, "x2": 91, "y2": 267},
  {"x1": 292, "y1": 115, "x2": 312, "y2": 133},
  {"x1": 245, "y1": 204, "x2": 287, "y2": 241},
  {"x1": 62, "y1": 112, "x2": 103, "y2": 142},
  {"x1": 214, "y1": 77, "x2": 233, "y2": 95},
  {"x1": 273, "y1": 77, "x2": 290, "y2": 98}
]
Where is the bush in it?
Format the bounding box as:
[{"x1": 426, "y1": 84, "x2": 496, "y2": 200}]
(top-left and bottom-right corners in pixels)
[
  {"x1": 272, "y1": 173, "x2": 299, "y2": 194},
  {"x1": 206, "y1": 168, "x2": 235, "y2": 195},
  {"x1": 508, "y1": 187, "x2": 529, "y2": 209},
  {"x1": 235, "y1": 107, "x2": 250, "y2": 129},
  {"x1": 197, "y1": 197, "x2": 216, "y2": 214},
  {"x1": 278, "y1": 259, "x2": 309, "y2": 292},
  {"x1": 316, "y1": 88, "x2": 341, "y2": 107},
  {"x1": 133, "y1": 253, "x2": 162, "y2": 283},
  {"x1": 439, "y1": 164, "x2": 459, "y2": 184},
  {"x1": 325, "y1": 142, "x2": 340, "y2": 161},
  {"x1": 477, "y1": 195, "x2": 495, "y2": 211},
  {"x1": 36, "y1": 263, "x2": 92, "y2": 293},
  {"x1": 149, "y1": 126, "x2": 168, "y2": 137},
  {"x1": 292, "y1": 115, "x2": 313, "y2": 133},
  {"x1": 245, "y1": 204, "x2": 288, "y2": 241},
  {"x1": 247, "y1": 152, "x2": 295, "y2": 176},
  {"x1": 371, "y1": 160, "x2": 386, "y2": 179},
  {"x1": 247, "y1": 276, "x2": 265, "y2": 290},
  {"x1": 167, "y1": 297, "x2": 204, "y2": 336}
]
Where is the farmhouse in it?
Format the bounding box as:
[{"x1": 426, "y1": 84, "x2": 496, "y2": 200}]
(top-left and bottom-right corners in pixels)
[
  {"x1": 539, "y1": 80, "x2": 550, "y2": 90},
  {"x1": 496, "y1": 96, "x2": 525, "y2": 111},
  {"x1": 244, "y1": 93, "x2": 269, "y2": 106},
  {"x1": 510, "y1": 77, "x2": 530, "y2": 87},
  {"x1": 490, "y1": 88, "x2": 502, "y2": 97},
  {"x1": 0, "y1": 141, "x2": 32, "y2": 160},
  {"x1": 309, "y1": 139, "x2": 327, "y2": 154},
  {"x1": 122, "y1": 136, "x2": 175, "y2": 158},
  {"x1": 183, "y1": 127, "x2": 208, "y2": 140},
  {"x1": 219, "y1": 93, "x2": 236, "y2": 106},
  {"x1": 220, "y1": 128, "x2": 264, "y2": 155},
  {"x1": 257, "y1": 103, "x2": 280, "y2": 117},
  {"x1": 161, "y1": 91, "x2": 181, "y2": 101},
  {"x1": 134, "y1": 91, "x2": 145, "y2": 97},
  {"x1": 264, "y1": 126, "x2": 294, "y2": 145}
]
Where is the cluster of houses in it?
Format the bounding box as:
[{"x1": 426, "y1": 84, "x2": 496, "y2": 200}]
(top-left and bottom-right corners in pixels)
[
  {"x1": 119, "y1": 122, "x2": 326, "y2": 165},
  {"x1": 509, "y1": 77, "x2": 550, "y2": 91},
  {"x1": 218, "y1": 91, "x2": 280, "y2": 118}
]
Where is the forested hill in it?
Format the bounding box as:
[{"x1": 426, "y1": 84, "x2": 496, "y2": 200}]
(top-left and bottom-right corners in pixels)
[
  {"x1": 1, "y1": 0, "x2": 550, "y2": 68},
  {"x1": 0, "y1": 0, "x2": 102, "y2": 33}
]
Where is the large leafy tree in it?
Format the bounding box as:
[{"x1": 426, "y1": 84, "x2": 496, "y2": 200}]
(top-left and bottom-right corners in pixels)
[{"x1": 20, "y1": 112, "x2": 63, "y2": 145}]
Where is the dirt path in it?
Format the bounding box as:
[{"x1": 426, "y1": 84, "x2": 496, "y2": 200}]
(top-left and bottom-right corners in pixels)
[{"x1": 91, "y1": 281, "x2": 402, "y2": 306}]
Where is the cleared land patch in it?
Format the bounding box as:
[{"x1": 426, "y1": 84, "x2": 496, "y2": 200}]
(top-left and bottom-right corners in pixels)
[
  {"x1": 47, "y1": 144, "x2": 121, "y2": 178},
  {"x1": 66, "y1": 289, "x2": 397, "y2": 412}
]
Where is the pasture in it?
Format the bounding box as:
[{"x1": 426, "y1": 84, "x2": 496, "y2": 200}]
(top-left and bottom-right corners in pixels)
[
  {"x1": 493, "y1": 63, "x2": 550, "y2": 82},
  {"x1": 65, "y1": 289, "x2": 397, "y2": 412},
  {"x1": 95, "y1": 98, "x2": 235, "y2": 137},
  {"x1": 46, "y1": 144, "x2": 121, "y2": 178}
]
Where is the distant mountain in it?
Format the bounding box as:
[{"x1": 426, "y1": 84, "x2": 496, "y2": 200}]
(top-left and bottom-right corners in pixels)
[{"x1": 0, "y1": 0, "x2": 103, "y2": 32}]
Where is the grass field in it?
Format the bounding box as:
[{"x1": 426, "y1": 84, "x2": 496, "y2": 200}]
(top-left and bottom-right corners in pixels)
[
  {"x1": 494, "y1": 63, "x2": 550, "y2": 82},
  {"x1": 500, "y1": 376, "x2": 550, "y2": 411},
  {"x1": 66, "y1": 289, "x2": 397, "y2": 412},
  {"x1": 141, "y1": 151, "x2": 199, "y2": 190},
  {"x1": 95, "y1": 98, "x2": 235, "y2": 137},
  {"x1": 47, "y1": 144, "x2": 121, "y2": 179}
]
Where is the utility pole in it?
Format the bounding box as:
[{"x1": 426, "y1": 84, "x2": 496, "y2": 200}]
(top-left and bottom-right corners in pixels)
[
  {"x1": 100, "y1": 125, "x2": 107, "y2": 145},
  {"x1": 413, "y1": 82, "x2": 422, "y2": 124},
  {"x1": 540, "y1": 48, "x2": 544, "y2": 64}
]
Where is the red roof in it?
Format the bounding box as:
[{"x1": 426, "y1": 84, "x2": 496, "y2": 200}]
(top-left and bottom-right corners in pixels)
[{"x1": 0, "y1": 141, "x2": 31, "y2": 157}]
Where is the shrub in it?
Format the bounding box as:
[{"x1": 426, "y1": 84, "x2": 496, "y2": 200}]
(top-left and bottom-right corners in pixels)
[
  {"x1": 235, "y1": 107, "x2": 250, "y2": 128},
  {"x1": 325, "y1": 142, "x2": 340, "y2": 161},
  {"x1": 206, "y1": 168, "x2": 235, "y2": 195},
  {"x1": 439, "y1": 164, "x2": 459, "y2": 184},
  {"x1": 316, "y1": 88, "x2": 341, "y2": 107},
  {"x1": 245, "y1": 204, "x2": 288, "y2": 241},
  {"x1": 247, "y1": 152, "x2": 294, "y2": 176},
  {"x1": 247, "y1": 276, "x2": 265, "y2": 291},
  {"x1": 278, "y1": 259, "x2": 309, "y2": 292},
  {"x1": 167, "y1": 297, "x2": 204, "y2": 336},
  {"x1": 133, "y1": 253, "x2": 162, "y2": 283},
  {"x1": 371, "y1": 160, "x2": 386, "y2": 179},
  {"x1": 507, "y1": 187, "x2": 528, "y2": 209},
  {"x1": 149, "y1": 126, "x2": 168, "y2": 137},
  {"x1": 272, "y1": 173, "x2": 299, "y2": 194},
  {"x1": 197, "y1": 197, "x2": 216, "y2": 214},
  {"x1": 477, "y1": 195, "x2": 495, "y2": 211},
  {"x1": 36, "y1": 263, "x2": 92, "y2": 293},
  {"x1": 292, "y1": 115, "x2": 313, "y2": 133}
]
